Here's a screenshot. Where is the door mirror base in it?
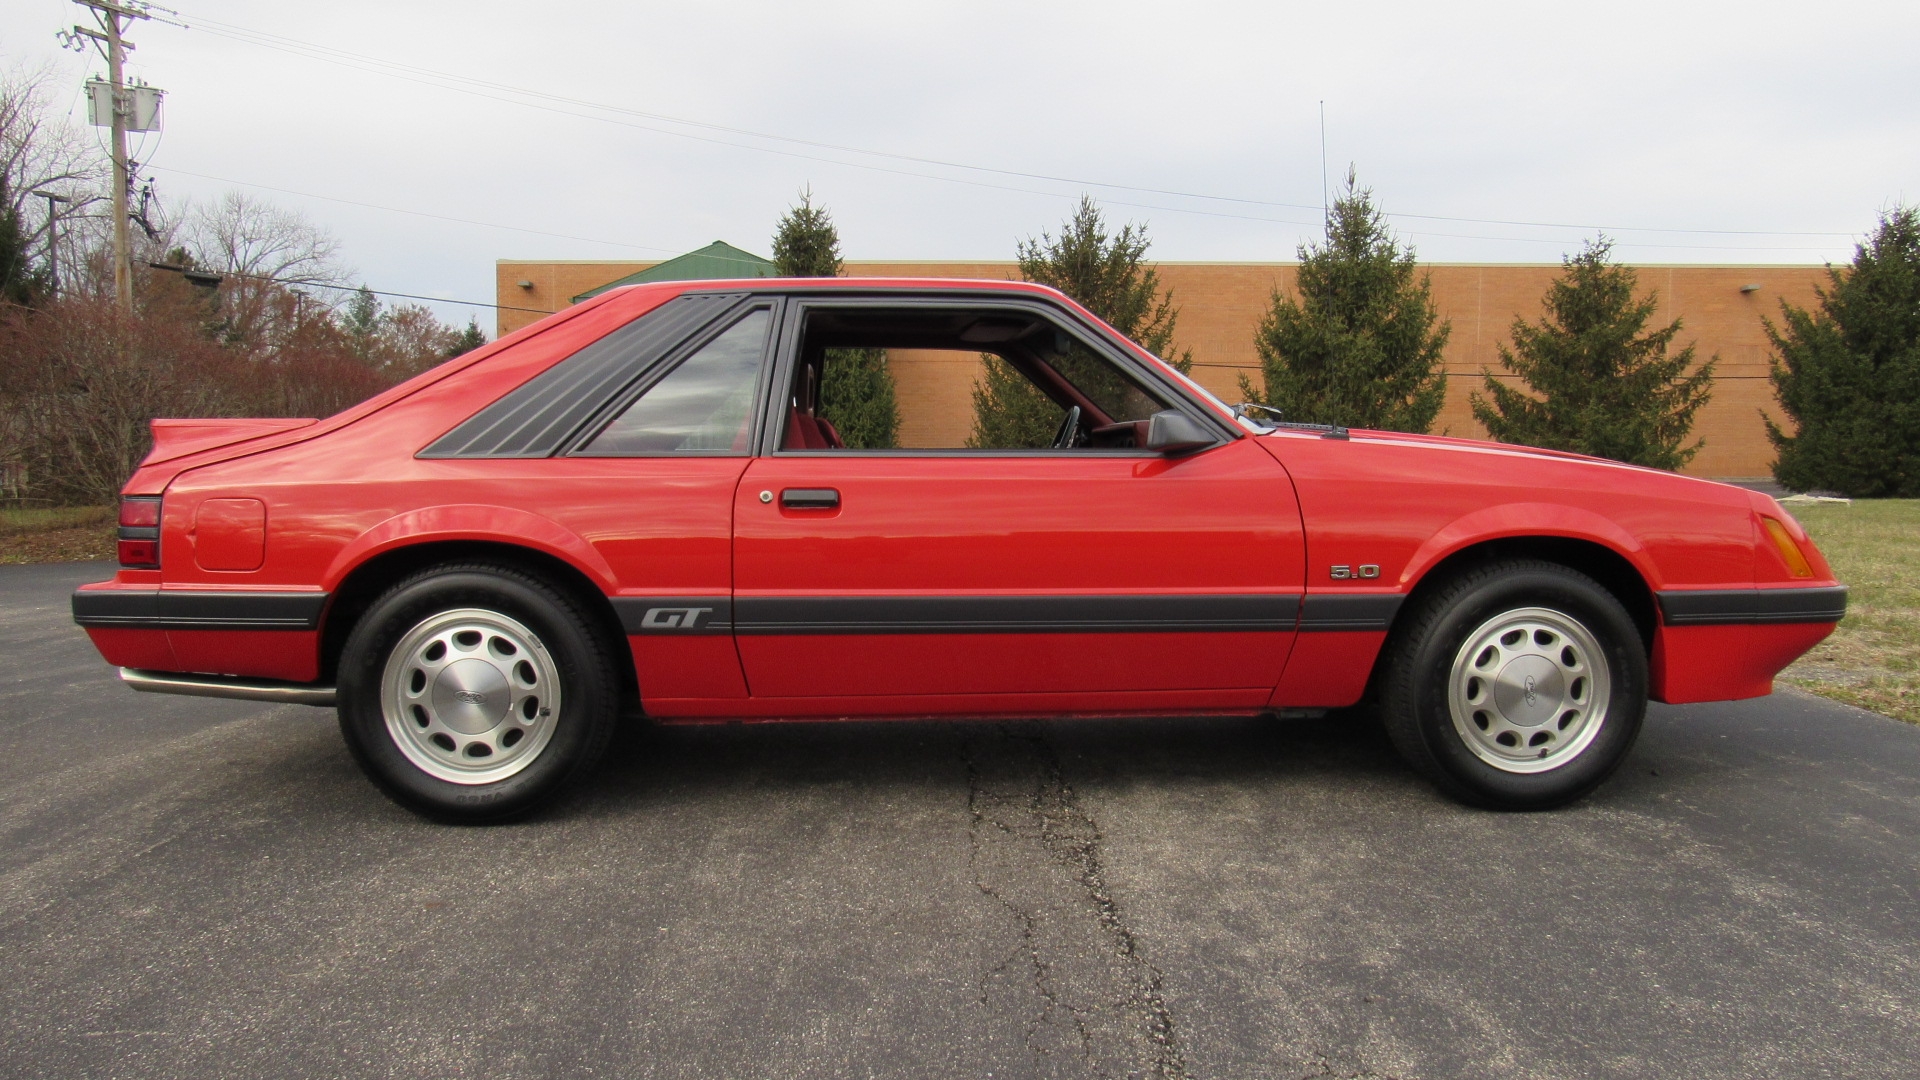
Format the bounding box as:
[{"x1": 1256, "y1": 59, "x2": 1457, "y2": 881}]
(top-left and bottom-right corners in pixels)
[{"x1": 1145, "y1": 410, "x2": 1217, "y2": 455}]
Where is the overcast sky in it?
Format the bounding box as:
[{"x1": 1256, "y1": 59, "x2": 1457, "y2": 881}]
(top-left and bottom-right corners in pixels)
[{"x1": 7, "y1": 0, "x2": 1918, "y2": 331}]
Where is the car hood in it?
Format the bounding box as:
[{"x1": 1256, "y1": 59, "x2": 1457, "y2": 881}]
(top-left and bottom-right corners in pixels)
[{"x1": 1257, "y1": 426, "x2": 1750, "y2": 501}]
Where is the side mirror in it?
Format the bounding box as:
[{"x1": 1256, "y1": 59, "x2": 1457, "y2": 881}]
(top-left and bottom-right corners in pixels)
[{"x1": 1145, "y1": 410, "x2": 1216, "y2": 455}]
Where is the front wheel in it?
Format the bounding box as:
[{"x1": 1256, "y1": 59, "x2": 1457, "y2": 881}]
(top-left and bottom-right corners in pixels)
[
  {"x1": 1380, "y1": 560, "x2": 1647, "y2": 810},
  {"x1": 337, "y1": 564, "x2": 619, "y2": 822}
]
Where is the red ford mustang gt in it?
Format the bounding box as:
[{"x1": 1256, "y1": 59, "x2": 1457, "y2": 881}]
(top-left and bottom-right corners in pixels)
[{"x1": 72, "y1": 278, "x2": 1845, "y2": 820}]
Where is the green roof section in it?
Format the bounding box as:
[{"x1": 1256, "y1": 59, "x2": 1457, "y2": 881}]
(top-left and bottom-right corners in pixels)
[{"x1": 572, "y1": 241, "x2": 777, "y2": 302}]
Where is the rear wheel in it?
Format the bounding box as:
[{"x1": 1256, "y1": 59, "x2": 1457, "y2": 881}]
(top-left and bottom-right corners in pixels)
[
  {"x1": 337, "y1": 564, "x2": 618, "y2": 822},
  {"x1": 1380, "y1": 560, "x2": 1646, "y2": 809}
]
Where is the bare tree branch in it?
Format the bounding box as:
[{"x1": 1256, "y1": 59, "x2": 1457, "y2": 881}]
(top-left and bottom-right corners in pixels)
[
  {"x1": 181, "y1": 191, "x2": 355, "y2": 349},
  {"x1": 0, "y1": 60, "x2": 110, "y2": 283}
]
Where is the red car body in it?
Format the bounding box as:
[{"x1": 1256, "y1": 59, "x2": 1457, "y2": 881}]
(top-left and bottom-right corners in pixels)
[{"x1": 73, "y1": 278, "x2": 1841, "y2": 742}]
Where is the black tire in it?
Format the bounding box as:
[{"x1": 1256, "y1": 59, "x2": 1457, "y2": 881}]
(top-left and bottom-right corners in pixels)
[
  {"x1": 1379, "y1": 559, "x2": 1647, "y2": 810},
  {"x1": 336, "y1": 563, "x2": 619, "y2": 823}
]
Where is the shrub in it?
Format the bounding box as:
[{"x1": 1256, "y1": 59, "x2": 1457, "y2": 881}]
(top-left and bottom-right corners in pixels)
[{"x1": 0, "y1": 294, "x2": 389, "y2": 505}]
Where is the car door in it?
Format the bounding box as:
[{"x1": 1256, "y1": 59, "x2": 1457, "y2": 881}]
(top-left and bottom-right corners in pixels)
[{"x1": 729, "y1": 296, "x2": 1306, "y2": 710}]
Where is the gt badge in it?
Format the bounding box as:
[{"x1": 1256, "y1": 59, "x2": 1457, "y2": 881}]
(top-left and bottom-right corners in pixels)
[{"x1": 640, "y1": 606, "x2": 715, "y2": 630}]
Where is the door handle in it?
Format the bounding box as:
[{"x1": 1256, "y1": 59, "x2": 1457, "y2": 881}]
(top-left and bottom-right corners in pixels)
[{"x1": 780, "y1": 487, "x2": 840, "y2": 509}]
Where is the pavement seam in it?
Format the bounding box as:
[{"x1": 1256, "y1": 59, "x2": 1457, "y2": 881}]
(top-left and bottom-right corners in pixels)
[
  {"x1": 962, "y1": 723, "x2": 1190, "y2": 1080},
  {"x1": 1028, "y1": 735, "x2": 1188, "y2": 1080},
  {"x1": 966, "y1": 736, "x2": 1100, "y2": 1069}
]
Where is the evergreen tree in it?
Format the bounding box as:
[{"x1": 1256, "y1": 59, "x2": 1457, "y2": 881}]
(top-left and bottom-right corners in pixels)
[
  {"x1": 1241, "y1": 172, "x2": 1448, "y2": 432},
  {"x1": 445, "y1": 318, "x2": 488, "y2": 358},
  {"x1": 970, "y1": 355, "x2": 1068, "y2": 450},
  {"x1": 1471, "y1": 238, "x2": 1715, "y2": 470},
  {"x1": 815, "y1": 352, "x2": 899, "y2": 449},
  {"x1": 971, "y1": 196, "x2": 1192, "y2": 448},
  {"x1": 0, "y1": 182, "x2": 43, "y2": 307},
  {"x1": 342, "y1": 285, "x2": 381, "y2": 359},
  {"x1": 1765, "y1": 206, "x2": 1920, "y2": 497},
  {"x1": 771, "y1": 188, "x2": 844, "y2": 278},
  {"x1": 770, "y1": 189, "x2": 898, "y2": 448},
  {"x1": 1017, "y1": 195, "x2": 1193, "y2": 369}
]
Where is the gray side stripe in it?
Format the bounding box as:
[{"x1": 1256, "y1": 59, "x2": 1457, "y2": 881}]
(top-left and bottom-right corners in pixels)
[
  {"x1": 607, "y1": 593, "x2": 1413, "y2": 635},
  {"x1": 1298, "y1": 593, "x2": 1404, "y2": 632},
  {"x1": 1657, "y1": 586, "x2": 1848, "y2": 626},
  {"x1": 733, "y1": 594, "x2": 1300, "y2": 635}
]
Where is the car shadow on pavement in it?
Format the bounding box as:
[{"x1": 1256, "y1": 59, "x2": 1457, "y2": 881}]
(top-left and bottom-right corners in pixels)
[{"x1": 558, "y1": 708, "x2": 1433, "y2": 823}]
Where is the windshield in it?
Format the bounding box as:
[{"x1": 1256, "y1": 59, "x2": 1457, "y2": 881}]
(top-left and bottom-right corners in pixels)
[
  {"x1": 1149, "y1": 359, "x2": 1268, "y2": 432},
  {"x1": 1231, "y1": 409, "x2": 1276, "y2": 434}
]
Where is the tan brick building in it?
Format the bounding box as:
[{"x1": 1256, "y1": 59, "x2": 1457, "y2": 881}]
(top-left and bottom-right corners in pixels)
[{"x1": 496, "y1": 257, "x2": 1827, "y2": 479}]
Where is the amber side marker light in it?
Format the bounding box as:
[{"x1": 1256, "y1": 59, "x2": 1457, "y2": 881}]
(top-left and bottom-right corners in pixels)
[
  {"x1": 118, "y1": 496, "x2": 161, "y2": 568},
  {"x1": 1762, "y1": 516, "x2": 1814, "y2": 578}
]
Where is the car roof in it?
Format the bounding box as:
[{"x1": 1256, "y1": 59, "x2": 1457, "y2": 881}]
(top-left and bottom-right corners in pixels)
[{"x1": 603, "y1": 276, "x2": 1075, "y2": 302}]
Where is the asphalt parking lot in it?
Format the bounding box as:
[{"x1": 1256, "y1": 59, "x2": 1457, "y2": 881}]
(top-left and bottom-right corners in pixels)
[{"x1": 3, "y1": 561, "x2": 1917, "y2": 1079}]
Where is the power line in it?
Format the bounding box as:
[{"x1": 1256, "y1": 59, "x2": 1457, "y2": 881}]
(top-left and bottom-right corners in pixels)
[
  {"x1": 276, "y1": 277, "x2": 553, "y2": 314},
  {"x1": 144, "y1": 164, "x2": 782, "y2": 281},
  {"x1": 1189, "y1": 360, "x2": 1775, "y2": 379},
  {"x1": 178, "y1": 20, "x2": 1281, "y2": 235},
  {"x1": 147, "y1": 165, "x2": 686, "y2": 256},
  {"x1": 170, "y1": 9, "x2": 1858, "y2": 248},
  {"x1": 156, "y1": 156, "x2": 1839, "y2": 256},
  {"x1": 152, "y1": 262, "x2": 553, "y2": 313}
]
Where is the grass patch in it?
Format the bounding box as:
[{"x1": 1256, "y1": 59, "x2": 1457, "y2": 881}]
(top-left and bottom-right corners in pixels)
[
  {"x1": 0, "y1": 505, "x2": 115, "y2": 564},
  {"x1": 1779, "y1": 499, "x2": 1920, "y2": 724}
]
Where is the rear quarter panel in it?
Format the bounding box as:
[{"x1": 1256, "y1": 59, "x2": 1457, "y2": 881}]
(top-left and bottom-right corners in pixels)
[{"x1": 140, "y1": 285, "x2": 750, "y2": 696}]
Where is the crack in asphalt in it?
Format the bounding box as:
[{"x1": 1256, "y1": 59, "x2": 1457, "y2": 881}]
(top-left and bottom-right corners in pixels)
[
  {"x1": 1292, "y1": 1062, "x2": 1399, "y2": 1080},
  {"x1": 962, "y1": 724, "x2": 1189, "y2": 1080}
]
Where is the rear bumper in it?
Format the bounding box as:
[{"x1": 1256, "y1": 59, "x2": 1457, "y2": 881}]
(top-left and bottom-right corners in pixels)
[
  {"x1": 73, "y1": 585, "x2": 326, "y2": 683},
  {"x1": 72, "y1": 587, "x2": 327, "y2": 630},
  {"x1": 119, "y1": 667, "x2": 336, "y2": 707}
]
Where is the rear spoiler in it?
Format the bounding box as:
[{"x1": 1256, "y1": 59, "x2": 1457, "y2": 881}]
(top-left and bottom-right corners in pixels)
[{"x1": 143, "y1": 418, "x2": 318, "y2": 466}]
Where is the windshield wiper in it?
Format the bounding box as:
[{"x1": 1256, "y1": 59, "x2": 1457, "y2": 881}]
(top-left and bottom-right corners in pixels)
[{"x1": 1232, "y1": 402, "x2": 1284, "y2": 428}]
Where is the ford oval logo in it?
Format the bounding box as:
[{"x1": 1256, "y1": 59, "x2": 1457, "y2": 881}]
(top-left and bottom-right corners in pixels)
[{"x1": 453, "y1": 690, "x2": 487, "y2": 705}]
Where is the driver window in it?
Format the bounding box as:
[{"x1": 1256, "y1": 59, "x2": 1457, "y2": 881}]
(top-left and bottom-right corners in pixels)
[{"x1": 781, "y1": 308, "x2": 1172, "y2": 452}]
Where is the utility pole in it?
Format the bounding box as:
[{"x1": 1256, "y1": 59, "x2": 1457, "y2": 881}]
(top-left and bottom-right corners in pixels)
[
  {"x1": 31, "y1": 190, "x2": 71, "y2": 296},
  {"x1": 64, "y1": 0, "x2": 151, "y2": 314}
]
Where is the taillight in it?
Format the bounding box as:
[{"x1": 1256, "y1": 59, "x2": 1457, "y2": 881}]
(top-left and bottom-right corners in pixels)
[
  {"x1": 1761, "y1": 516, "x2": 1814, "y2": 578},
  {"x1": 118, "y1": 496, "x2": 162, "y2": 568}
]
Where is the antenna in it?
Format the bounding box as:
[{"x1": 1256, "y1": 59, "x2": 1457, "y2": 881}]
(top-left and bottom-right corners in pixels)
[{"x1": 1319, "y1": 100, "x2": 1328, "y2": 222}]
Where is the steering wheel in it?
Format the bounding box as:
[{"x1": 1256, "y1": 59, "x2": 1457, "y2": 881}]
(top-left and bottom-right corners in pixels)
[{"x1": 1051, "y1": 405, "x2": 1083, "y2": 449}]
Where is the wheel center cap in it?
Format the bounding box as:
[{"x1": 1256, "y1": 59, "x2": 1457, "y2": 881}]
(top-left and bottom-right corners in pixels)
[
  {"x1": 1493, "y1": 654, "x2": 1564, "y2": 727},
  {"x1": 433, "y1": 658, "x2": 509, "y2": 734}
]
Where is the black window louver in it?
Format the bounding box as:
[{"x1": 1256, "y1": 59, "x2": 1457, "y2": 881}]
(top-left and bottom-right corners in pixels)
[{"x1": 418, "y1": 292, "x2": 747, "y2": 459}]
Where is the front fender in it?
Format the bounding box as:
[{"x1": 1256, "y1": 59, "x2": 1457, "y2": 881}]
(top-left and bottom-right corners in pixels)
[
  {"x1": 1401, "y1": 502, "x2": 1657, "y2": 589},
  {"x1": 321, "y1": 504, "x2": 621, "y2": 594}
]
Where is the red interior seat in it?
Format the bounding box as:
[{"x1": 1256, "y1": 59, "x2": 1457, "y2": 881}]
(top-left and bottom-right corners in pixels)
[{"x1": 784, "y1": 407, "x2": 827, "y2": 450}]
